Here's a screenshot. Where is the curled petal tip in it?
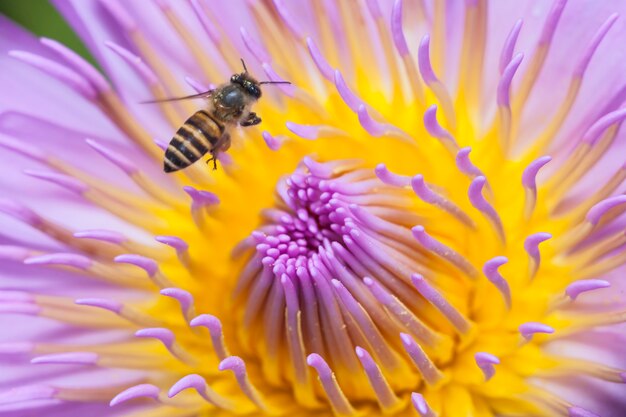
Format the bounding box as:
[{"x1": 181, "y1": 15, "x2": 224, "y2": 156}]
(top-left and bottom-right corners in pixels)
[
  {"x1": 565, "y1": 280, "x2": 610, "y2": 300},
  {"x1": 411, "y1": 225, "x2": 426, "y2": 236},
  {"x1": 472, "y1": 175, "x2": 486, "y2": 188},
  {"x1": 483, "y1": 256, "x2": 508, "y2": 272},
  {"x1": 483, "y1": 257, "x2": 511, "y2": 307},
  {"x1": 218, "y1": 355, "x2": 245, "y2": 372},
  {"x1": 306, "y1": 353, "x2": 331, "y2": 376},
  {"x1": 110, "y1": 384, "x2": 160, "y2": 407},
  {"x1": 168, "y1": 374, "x2": 205, "y2": 398},
  {"x1": 155, "y1": 235, "x2": 188, "y2": 250},
  {"x1": 154, "y1": 139, "x2": 168, "y2": 151},
  {"x1": 306, "y1": 353, "x2": 321, "y2": 366},
  {"x1": 73, "y1": 229, "x2": 126, "y2": 244},
  {"x1": 375, "y1": 163, "x2": 410, "y2": 187},
  {"x1": 354, "y1": 346, "x2": 366, "y2": 358},
  {"x1": 303, "y1": 156, "x2": 333, "y2": 178},
  {"x1": 399, "y1": 332, "x2": 413, "y2": 346},
  {"x1": 135, "y1": 327, "x2": 174, "y2": 347},
  {"x1": 114, "y1": 254, "x2": 158, "y2": 276},
  {"x1": 160, "y1": 287, "x2": 193, "y2": 311},
  {"x1": 423, "y1": 105, "x2": 439, "y2": 128},
  {"x1": 475, "y1": 352, "x2": 500, "y2": 380},
  {"x1": 583, "y1": 108, "x2": 626, "y2": 144},
  {"x1": 363, "y1": 276, "x2": 393, "y2": 304},
  {"x1": 522, "y1": 156, "x2": 552, "y2": 188},
  {"x1": 183, "y1": 186, "x2": 220, "y2": 206},
  {"x1": 519, "y1": 322, "x2": 554, "y2": 340},
  {"x1": 286, "y1": 122, "x2": 320, "y2": 140},
  {"x1": 586, "y1": 195, "x2": 626, "y2": 226},
  {"x1": 411, "y1": 392, "x2": 432, "y2": 416},
  {"x1": 524, "y1": 233, "x2": 552, "y2": 257},
  {"x1": 410, "y1": 272, "x2": 425, "y2": 283},
  {"x1": 190, "y1": 314, "x2": 222, "y2": 331},
  {"x1": 358, "y1": 105, "x2": 386, "y2": 136},
  {"x1": 456, "y1": 147, "x2": 483, "y2": 177},
  {"x1": 24, "y1": 253, "x2": 92, "y2": 269},
  {"x1": 412, "y1": 175, "x2": 439, "y2": 205},
  {"x1": 262, "y1": 131, "x2": 282, "y2": 151}
]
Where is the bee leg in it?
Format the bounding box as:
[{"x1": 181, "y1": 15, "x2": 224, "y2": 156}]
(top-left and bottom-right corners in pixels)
[
  {"x1": 205, "y1": 153, "x2": 218, "y2": 170},
  {"x1": 240, "y1": 112, "x2": 261, "y2": 127},
  {"x1": 205, "y1": 133, "x2": 230, "y2": 171}
]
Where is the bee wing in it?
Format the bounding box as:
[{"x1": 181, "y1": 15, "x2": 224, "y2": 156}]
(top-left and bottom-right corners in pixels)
[{"x1": 141, "y1": 89, "x2": 215, "y2": 103}]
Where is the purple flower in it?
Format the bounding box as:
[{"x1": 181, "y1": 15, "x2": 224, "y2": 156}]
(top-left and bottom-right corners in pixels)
[{"x1": 1, "y1": 1, "x2": 626, "y2": 416}]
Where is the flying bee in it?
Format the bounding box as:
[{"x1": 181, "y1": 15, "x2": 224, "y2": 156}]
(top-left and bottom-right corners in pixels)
[{"x1": 145, "y1": 59, "x2": 290, "y2": 173}]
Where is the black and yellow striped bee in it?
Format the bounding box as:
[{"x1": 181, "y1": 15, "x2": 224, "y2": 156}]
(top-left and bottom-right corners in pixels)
[{"x1": 147, "y1": 60, "x2": 289, "y2": 173}]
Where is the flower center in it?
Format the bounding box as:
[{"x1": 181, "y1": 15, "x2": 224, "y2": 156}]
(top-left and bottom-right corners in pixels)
[
  {"x1": 255, "y1": 159, "x2": 395, "y2": 268},
  {"x1": 233, "y1": 158, "x2": 459, "y2": 412}
]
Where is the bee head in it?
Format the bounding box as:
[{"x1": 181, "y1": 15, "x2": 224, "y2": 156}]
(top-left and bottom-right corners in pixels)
[
  {"x1": 231, "y1": 60, "x2": 290, "y2": 99},
  {"x1": 231, "y1": 72, "x2": 262, "y2": 99}
]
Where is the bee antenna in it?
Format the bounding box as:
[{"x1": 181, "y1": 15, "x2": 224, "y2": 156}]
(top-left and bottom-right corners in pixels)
[
  {"x1": 259, "y1": 81, "x2": 292, "y2": 85},
  {"x1": 240, "y1": 58, "x2": 248, "y2": 73}
]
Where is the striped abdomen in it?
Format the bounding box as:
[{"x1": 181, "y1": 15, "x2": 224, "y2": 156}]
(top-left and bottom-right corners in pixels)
[{"x1": 163, "y1": 110, "x2": 224, "y2": 173}]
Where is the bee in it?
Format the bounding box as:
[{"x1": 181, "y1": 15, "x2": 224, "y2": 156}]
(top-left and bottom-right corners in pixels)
[{"x1": 146, "y1": 59, "x2": 290, "y2": 173}]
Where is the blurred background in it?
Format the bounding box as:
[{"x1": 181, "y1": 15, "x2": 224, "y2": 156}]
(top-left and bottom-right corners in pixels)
[{"x1": 0, "y1": 0, "x2": 96, "y2": 65}]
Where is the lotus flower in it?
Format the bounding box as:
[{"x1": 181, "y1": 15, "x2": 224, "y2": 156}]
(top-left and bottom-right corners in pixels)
[{"x1": 1, "y1": 0, "x2": 626, "y2": 416}]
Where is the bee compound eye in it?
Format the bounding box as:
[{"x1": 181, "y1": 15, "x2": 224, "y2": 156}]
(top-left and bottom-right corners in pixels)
[{"x1": 246, "y1": 85, "x2": 261, "y2": 98}]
